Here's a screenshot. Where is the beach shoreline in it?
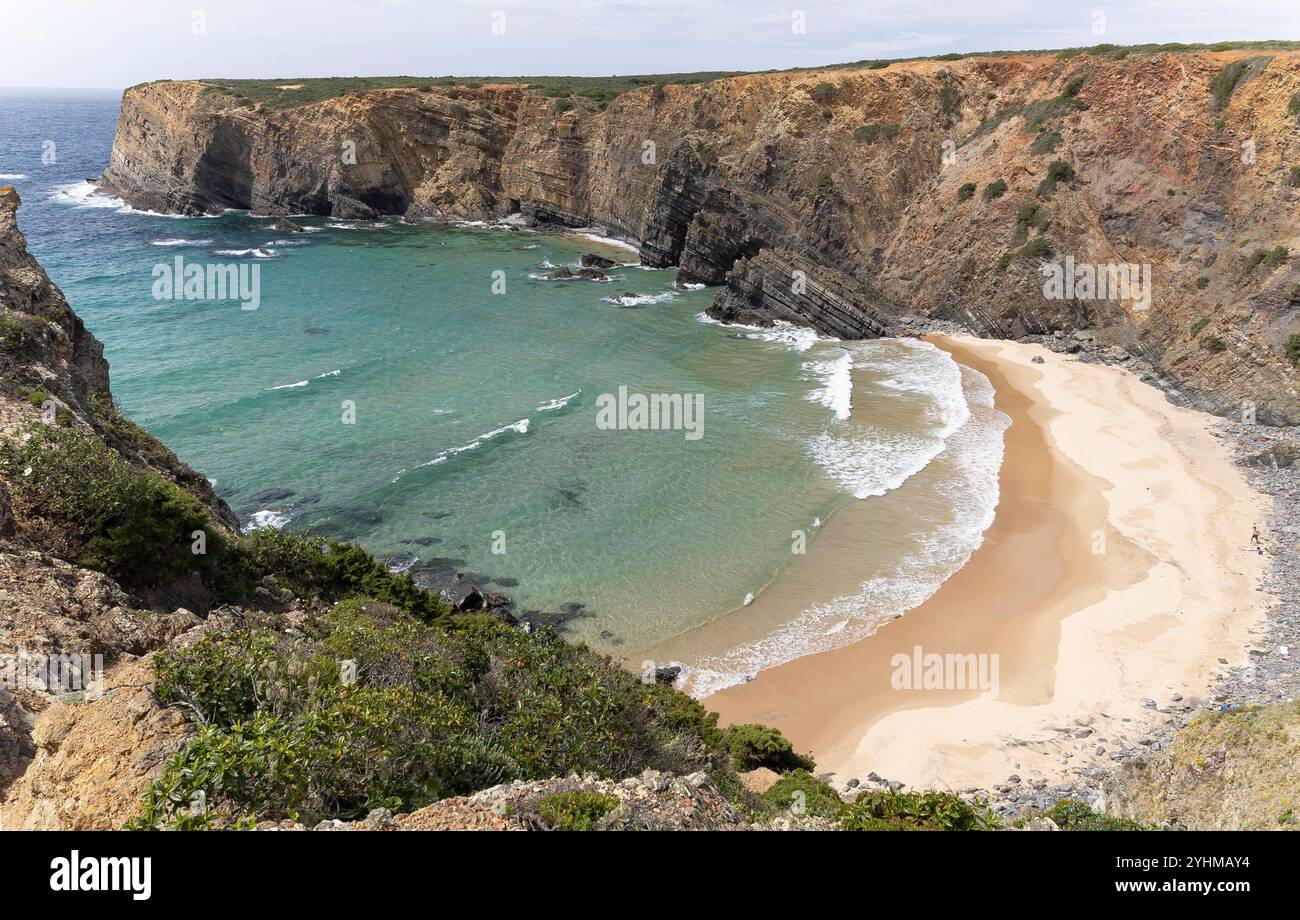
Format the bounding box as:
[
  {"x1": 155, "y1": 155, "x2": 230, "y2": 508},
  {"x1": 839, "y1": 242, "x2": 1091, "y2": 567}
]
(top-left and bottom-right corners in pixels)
[{"x1": 704, "y1": 334, "x2": 1270, "y2": 793}]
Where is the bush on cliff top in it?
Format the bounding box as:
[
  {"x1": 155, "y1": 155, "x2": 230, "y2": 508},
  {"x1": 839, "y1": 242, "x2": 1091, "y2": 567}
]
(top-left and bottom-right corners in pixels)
[{"x1": 130, "y1": 600, "x2": 735, "y2": 828}]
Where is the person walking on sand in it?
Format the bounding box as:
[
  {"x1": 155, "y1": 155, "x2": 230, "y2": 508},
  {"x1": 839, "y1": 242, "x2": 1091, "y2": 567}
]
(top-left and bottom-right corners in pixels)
[{"x1": 1251, "y1": 525, "x2": 1261, "y2": 546}]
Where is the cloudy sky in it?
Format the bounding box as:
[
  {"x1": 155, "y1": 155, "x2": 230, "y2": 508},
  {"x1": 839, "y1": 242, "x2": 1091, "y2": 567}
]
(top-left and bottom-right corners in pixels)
[{"x1": 3, "y1": 0, "x2": 1297, "y2": 89}]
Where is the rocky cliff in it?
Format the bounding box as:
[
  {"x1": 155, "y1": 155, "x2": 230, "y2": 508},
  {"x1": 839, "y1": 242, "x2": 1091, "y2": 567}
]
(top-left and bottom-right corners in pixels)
[
  {"x1": 101, "y1": 49, "x2": 1300, "y2": 421},
  {"x1": 0, "y1": 186, "x2": 237, "y2": 826}
]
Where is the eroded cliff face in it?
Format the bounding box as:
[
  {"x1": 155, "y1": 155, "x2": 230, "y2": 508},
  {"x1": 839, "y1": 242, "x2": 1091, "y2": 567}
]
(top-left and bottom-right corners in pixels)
[
  {"x1": 102, "y1": 51, "x2": 1300, "y2": 421},
  {"x1": 0, "y1": 188, "x2": 233, "y2": 826}
]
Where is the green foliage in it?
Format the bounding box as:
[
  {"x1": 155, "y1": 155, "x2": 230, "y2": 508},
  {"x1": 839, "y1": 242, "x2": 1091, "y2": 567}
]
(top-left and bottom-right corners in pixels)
[
  {"x1": 535, "y1": 791, "x2": 620, "y2": 830},
  {"x1": 1037, "y1": 159, "x2": 1075, "y2": 196},
  {"x1": 761, "y1": 770, "x2": 844, "y2": 818},
  {"x1": 810, "y1": 81, "x2": 836, "y2": 105},
  {"x1": 982, "y1": 178, "x2": 1008, "y2": 201},
  {"x1": 1290, "y1": 93, "x2": 1300, "y2": 118},
  {"x1": 553, "y1": 98, "x2": 574, "y2": 113},
  {"x1": 239, "y1": 528, "x2": 444, "y2": 620},
  {"x1": 956, "y1": 182, "x2": 977, "y2": 202},
  {"x1": 1285, "y1": 334, "x2": 1300, "y2": 367},
  {"x1": 1286, "y1": 284, "x2": 1300, "y2": 305},
  {"x1": 853, "y1": 122, "x2": 901, "y2": 143},
  {"x1": 190, "y1": 72, "x2": 745, "y2": 111},
  {"x1": 814, "y1": 171, "x2": 833, "y2": 196},
  {"x1": 726, "y1": 723, "x2": 814, "y2": 773},
  {"x1": 1029, "y1": 129, "x2": 1062, "y2": 155},
  {"x1": 1011, "y1": 202, "x2": 1049, "y2": 246},
  {"x1": 1190, "y1": 315, "x2": 1212, "y2": 337},
  {"x1": 132, "y1": 604, "x2": 737, "y2": 828},
  {"x1": 0, "y1": 311, "x2": 31, "y2": 357},
  {"x1": 1195, "y1": 275, "x2": 1210, "y2": 289},
  {"x1": 1245, "y1": 246, "x2": 1289, "y2": 272},
  {"x1": 840, "y1": 789, "x2": 999, "y2": 831},
  {"x1": 1209, "y1": 56, "x2": 1273, "y2": 110},
  {"x1": 0, "y1": 423, "x2": 221, "y2": 588},
  {"x1": 1201, "y1": 334, "x2": 1227, "y2": 353},
  {"x1": 1012, "y1": 235, "x2": 1052, "y2": 264},
  {"x1": 1289, "y1": 166, "x2": 1300, "y2": 188},
  {"x1": 1040, "y1": 799, "x2": 1151, "y2": 831},
  {"x1": 449, "y1": 103, "x2": 469, "y2": 119}
]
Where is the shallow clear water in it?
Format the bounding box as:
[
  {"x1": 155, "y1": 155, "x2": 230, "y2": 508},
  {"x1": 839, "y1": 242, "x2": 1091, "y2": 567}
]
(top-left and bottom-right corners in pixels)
[{"x1": 1, "y1": 92, "x2": 1005, "y2": 676}]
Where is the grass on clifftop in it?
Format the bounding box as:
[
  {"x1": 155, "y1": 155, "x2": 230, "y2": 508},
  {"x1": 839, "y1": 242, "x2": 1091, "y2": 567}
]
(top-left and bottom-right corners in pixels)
[
  {"x1": 189, "y1": 72, "x2": 747, "y2": 110},
  {"x1": 168, "y1": 41, "x2": 1300, "y2": 110}
]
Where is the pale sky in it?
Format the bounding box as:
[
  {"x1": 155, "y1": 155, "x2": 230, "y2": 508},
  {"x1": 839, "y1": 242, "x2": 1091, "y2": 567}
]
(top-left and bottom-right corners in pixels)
[{"x1": 2, "y1": 0, "x2": 1297, "y2": 89}]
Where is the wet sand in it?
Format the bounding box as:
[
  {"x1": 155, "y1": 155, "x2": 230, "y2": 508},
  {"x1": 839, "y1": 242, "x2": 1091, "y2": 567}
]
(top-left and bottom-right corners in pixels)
[{"x1": 703, "y1": 335, "x2": 1268, "y2": 790}]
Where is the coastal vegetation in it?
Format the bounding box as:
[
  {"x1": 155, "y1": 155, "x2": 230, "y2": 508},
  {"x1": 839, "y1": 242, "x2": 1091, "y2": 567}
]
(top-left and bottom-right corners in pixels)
[
  {"x1": 129, "y1": 598, "x2": 751, "y2": 828},
  {"x1": 839, "y1": 789, "x2": 999, "y2": 831},
  {"x1": 169, "y1": 42, "x2": 1300, "y2": 114}
]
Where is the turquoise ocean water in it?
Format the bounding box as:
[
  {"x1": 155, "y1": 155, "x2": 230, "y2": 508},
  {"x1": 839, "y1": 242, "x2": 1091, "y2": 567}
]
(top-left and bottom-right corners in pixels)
[{"x1": 1, "y1": 91, "x2": 1006, "y2": 688}]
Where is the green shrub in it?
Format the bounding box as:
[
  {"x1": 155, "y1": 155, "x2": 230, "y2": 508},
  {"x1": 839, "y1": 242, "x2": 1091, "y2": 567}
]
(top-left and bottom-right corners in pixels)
[
  {"x1": 132, "y1": 605, "x2": 738, "y2": 828},
  {"x1": 982, "y1": 178, "x2": 1008, "y2": 201},
  {"x1": 1290, "y1": 93, "x2": 1300, "y2": 118},
  {"x1": 1189, "y1": 315, "x2": 1212, "y2": 337},
  {"x1": 815, "y1": 171, "x2": 833, "y2": 196},
  {"x1": 1245, "y1": 246, "x2": 1289, "y2": 271},
  {"x1": 1, "y1": 424, "x2": 221, "y2": 587},
  {"x1": 553, "y1": 98, "x2": 574, "y2": 113},
  {"x1": 956, "y1": 182, "x2": 977, "y2": 202},
  {"x1": 853, "y1": 122, "x2": 901, "y2": 143},
  {"x1": 1285, "y1": 333, "x2": 1300, "y2": 367},
  {"x1": 840, "y1": 789, "x2": 998, "y2": 831},
  {"x1": 1289, "y1": 166, "x2": 1300, "y2": 188},
  {"x1": 1037, "y1": 159, "x2": 1075, "y2": 196},
  {"x1": 1015, "y1": 202, "x2": 1049, "y2": 235},
  {"x1": 726, "y1": 723, "x2": 814, "y2": 772},
  {"x1": 535, "y1": 791, "x2": 620, "y2": 830},
  {"x1": 1286, "y1": 284, "x2": 1300, "y2": 305},
  {"x1": 761, "y1": 770, "x2": 843, "y2": 818},
  {"x1": 1209, "y1": 57, "x2": 1273, "y2": 110},
  {"x1": 1195, "y1": 275, "x2": 1210, "y2": 289},
  {"x1": 1040, "y1": 799, "x2": 1151, "y2": 831},
  {"x1": 0, "y1": 311, "x2": 31, "y2": 357},
  {"x1": 1029, "y1": 129, "x2": 1061, "y2": 155},
  {"x1": 1201, "y1": 334, "x2": 1227, "y2": 352},
  {"x1": 240, "y1": 528, "x2": 444, "y2": 620},
  {"x1": 810, "y1": 82, "x2": 836, "y2": 105}
]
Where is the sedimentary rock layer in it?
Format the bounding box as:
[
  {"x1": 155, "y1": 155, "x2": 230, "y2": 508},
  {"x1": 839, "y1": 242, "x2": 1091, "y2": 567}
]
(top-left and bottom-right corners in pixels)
[{"x1": 102, "y1": 51, "x2": 1300, "y2": 421}]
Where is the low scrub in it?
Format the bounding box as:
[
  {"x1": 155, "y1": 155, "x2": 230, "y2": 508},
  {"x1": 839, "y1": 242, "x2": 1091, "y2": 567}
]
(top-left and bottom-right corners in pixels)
[
  {"x1": 130, "y1": 601, "x2": 735, "y2": 828},
  {"x1": 761, "y1": 770, "x2": 843, "y2": 818},
  {"x1": 726, "y1": 723, "x2": 814, "y2": 773},
  {"x1": 840, "y1": 789, "x2": 998, "y2": 831},
  {"x1": 853, "y1": 122, "x2": 901, "y2": 143},
  {"x1": 1245, "y1": 246, "x2": 1288, "y2": 272},
  {"x1": 535, "y1": 791, "x2": 621, "y2": 831},
  {"x1": 1, "y1": 423, "x2": 221, "y2": 588},
  {"x1": 982, "y1": 178, "x2": 1008, "y2": 201}
]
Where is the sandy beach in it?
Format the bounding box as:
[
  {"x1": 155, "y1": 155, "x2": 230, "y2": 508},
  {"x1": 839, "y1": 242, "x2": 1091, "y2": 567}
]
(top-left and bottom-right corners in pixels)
[{"x1": 704, "y1": 335, "x2": 1270, "y2": 791}]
